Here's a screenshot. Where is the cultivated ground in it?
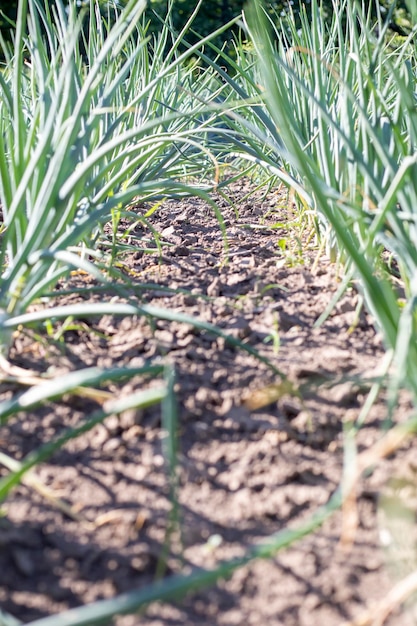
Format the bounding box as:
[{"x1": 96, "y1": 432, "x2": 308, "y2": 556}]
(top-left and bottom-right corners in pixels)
[{"x1": 1, "y1": 181, "x2": 417, "y2": 625}]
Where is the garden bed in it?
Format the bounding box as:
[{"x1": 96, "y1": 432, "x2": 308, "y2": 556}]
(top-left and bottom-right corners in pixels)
[{"x1": 1, "y1": 181, "x2": 415, "y2": 626}]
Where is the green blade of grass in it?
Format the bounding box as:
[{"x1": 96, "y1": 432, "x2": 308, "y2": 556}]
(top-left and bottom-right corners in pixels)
[
  {"x1": 1, "y1": 301, "x2": 287, "y2": 378},
  {"x1": 0, "y1": 364, "x2": 164, "y2": 422},
  {"x1": 23, "y1": 488, "x2": 344, "y2": 626},
  {"x1": 0, "y1": 385, "x2": 167, "y2": 501}
]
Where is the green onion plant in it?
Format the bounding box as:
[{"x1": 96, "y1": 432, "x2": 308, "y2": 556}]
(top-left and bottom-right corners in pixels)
[
  {"x1": 0, "y1": 0, "x2": 238, "y2": 356},
  {"x1": 227, "y1": 0, "x2": 417, "y2": 402}
]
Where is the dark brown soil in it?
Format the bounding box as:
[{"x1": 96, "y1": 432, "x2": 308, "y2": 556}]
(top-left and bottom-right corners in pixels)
[{"x1": 1, "y1": 180, "x2": 417, "y2": 626}]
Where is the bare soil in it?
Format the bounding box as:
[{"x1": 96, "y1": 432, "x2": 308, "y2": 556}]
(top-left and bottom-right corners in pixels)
[{"x1": 1, "y1": 180, "x2": 417, "y2": 626}]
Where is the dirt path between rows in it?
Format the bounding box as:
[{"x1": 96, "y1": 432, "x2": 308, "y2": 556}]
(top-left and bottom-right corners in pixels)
[{"x1": 1, "y1": 180, "x2": 417, "y2": 625}]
